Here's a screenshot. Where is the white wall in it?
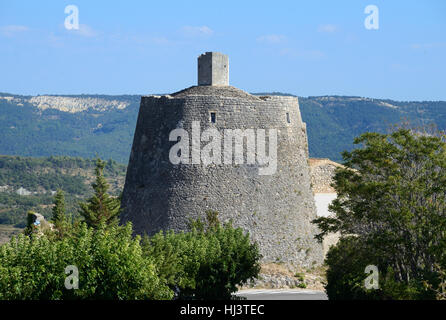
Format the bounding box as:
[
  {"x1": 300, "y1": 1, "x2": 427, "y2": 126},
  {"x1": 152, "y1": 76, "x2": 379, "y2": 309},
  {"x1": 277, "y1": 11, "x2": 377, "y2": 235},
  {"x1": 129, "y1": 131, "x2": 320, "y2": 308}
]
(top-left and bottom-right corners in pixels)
[{"x1": 314, "y1": 193, "x2": 337, "y2": 217}]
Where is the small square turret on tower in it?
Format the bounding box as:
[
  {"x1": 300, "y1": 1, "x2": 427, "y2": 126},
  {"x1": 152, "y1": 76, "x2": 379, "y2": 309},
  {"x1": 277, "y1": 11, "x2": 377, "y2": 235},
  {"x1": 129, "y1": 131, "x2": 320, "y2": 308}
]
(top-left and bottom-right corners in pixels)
[{"x1": 198, "y1": 52, "x2": 229, "y2": 86}]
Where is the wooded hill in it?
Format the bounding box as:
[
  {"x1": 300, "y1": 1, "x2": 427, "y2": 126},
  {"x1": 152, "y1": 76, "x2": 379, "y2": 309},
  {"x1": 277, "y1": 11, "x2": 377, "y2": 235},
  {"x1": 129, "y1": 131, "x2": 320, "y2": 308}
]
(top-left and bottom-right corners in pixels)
[
  {"x1": 1, "y1": 93, "x2": 446, "y2": 163},
  {"x1": 0, "y1": 155, "x2": 126, "y2": 227}
]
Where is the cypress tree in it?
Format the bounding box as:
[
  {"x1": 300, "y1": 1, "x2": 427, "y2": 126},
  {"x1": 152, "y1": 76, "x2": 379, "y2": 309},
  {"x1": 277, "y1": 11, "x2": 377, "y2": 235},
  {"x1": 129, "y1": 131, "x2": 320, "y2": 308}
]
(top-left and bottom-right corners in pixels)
[
  {"x1": 79, "y1": 158, "x2": 121, "y2": 229},
  {"x1": 52, "y1": 189, "x2": 66, "y2": 225}
]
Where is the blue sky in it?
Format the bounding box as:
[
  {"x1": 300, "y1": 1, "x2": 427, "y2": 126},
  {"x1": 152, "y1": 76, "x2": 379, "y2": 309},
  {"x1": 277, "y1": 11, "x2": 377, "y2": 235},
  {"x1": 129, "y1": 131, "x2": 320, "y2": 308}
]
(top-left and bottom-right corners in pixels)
[{"x1": 0, "y1": 0, "x2": 445, "y2": 100}]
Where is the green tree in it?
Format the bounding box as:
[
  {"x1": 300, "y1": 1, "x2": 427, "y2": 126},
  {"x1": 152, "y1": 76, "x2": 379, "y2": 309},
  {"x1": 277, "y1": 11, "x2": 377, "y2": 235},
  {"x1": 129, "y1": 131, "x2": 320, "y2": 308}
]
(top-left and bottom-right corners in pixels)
[
  {"x1": 24, "y1": 211, "x2": 37, "y2": 236},
  {"x1": 144, "y1": 211, "x2": 261, "y2": 300},
  {"x1": 78, "y1": 158, "x2": 121, "y2": 229},
  {"x1": 52, "y1": 189, "x2": 68, "y2": 237},
  {"x1": 190, "y1": 216, "x2": 261, "y2": 300},
  {"x1": 313, "y1": 128, "x2": 446, "y2": 299}
]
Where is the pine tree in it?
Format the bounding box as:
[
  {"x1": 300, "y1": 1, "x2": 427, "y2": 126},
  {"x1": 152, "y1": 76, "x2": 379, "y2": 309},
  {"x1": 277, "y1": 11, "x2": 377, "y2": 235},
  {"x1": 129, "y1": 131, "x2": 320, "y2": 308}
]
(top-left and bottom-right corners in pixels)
[{"x1": 79, "y1": 158, "x2": 121, "y2": 229}]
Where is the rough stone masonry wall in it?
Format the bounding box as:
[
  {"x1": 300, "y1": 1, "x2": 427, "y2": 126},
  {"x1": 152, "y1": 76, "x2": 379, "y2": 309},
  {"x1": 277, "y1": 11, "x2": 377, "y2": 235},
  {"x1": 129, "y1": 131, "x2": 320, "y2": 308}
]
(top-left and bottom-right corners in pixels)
[
  {"x1": 121, "y1": 86, "x2": 323, "y2": 268},
  {"x1": 309, "y1": 158, "x2": 344, "y2": 193}
]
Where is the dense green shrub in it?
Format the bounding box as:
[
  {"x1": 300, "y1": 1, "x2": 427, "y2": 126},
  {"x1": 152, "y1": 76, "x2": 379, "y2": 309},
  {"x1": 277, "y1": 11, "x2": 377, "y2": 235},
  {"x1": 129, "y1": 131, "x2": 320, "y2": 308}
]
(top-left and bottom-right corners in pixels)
[
  {"x1": 0, "y1": 211, "x2": 260, "y2": 300},
  {"x1": 190, "y1": 219, "x2": 261, "y2": 299},
  {"x1": 324, "y1": 237, "x2": 375, "y2": 300},
  {"x1": 1, "y1": 158, "x2": 260, "y2": 300},
  {"x1": 325, "y1": 237, "x2": 436, "y2": 300},
  {"x1": 144, "y1": 212, "x2": 261, "y2": 300},
  {"x1": 0, "y1": 223, "x2": 172, "y2": 300}
]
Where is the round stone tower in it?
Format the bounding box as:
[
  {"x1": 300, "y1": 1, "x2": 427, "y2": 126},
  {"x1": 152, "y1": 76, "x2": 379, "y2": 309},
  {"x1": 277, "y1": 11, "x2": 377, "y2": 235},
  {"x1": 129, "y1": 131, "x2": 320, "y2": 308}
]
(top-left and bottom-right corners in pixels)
[{"x1": 121, "y1": 52, "x2": 323, "y2": 267}]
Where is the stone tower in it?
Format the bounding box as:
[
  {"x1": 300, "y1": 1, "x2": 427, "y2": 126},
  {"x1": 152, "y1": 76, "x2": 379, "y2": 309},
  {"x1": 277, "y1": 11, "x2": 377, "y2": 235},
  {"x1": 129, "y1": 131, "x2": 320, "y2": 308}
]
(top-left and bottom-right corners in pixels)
[
  {"x1": 197, "y1": 52, "x2": 229, "y2": 86},
  {"x1": 120, "y1": 52, "x2": 323, "y2": 267}
]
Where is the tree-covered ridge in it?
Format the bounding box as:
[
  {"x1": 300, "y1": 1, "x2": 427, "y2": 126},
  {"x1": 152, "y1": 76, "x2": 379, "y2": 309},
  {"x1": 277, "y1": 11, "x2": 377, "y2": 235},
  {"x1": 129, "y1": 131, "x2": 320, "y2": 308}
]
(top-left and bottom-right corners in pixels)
[
  {"x1": 299, "y1": 96, "x2": 446, "y2": 162},
  {"x1": 0, "y1": 155, "x2": 126, "y2": 227},
  {"x1": 1, "y1": 93, "x2": 446, "y2": 163},
  {"x1": 0, "y1": 155, "x2": 125, "y2": 193},
  {"x1": 0, "y1": 94, "x2": 140, "y2": 163}
]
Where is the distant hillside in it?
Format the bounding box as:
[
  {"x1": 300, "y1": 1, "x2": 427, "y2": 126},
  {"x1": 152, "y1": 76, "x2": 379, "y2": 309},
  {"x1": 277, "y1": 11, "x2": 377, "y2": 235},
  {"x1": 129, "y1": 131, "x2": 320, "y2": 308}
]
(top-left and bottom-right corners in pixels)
[
  {"x1": 0, "y1": 155, "x2": 126, "y2": 227},
  {"x1": 300, "y1": 96, "x2": 446, "y2": 161},
  {"x1": 0, "y1": 94, "x2": 140, "y2": 163},
  {"x1": 1, "y1": 92, "x2": 446, "y2": 162},
  {"x1": 253, "y1": 93, "x2": 446, "y2": 161}
]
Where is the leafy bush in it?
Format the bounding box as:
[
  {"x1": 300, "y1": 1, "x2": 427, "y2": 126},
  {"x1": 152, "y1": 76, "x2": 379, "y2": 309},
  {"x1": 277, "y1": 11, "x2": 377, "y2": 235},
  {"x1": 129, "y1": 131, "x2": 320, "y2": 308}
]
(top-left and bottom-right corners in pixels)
[
  {"x1": 325, "y1": 237, "x2": 435, "y2": 300},
  {"x1": 0, "y1": 211, "x2": 260, "y2": 300},
  {"x1": 144, "y1": 212, "x2": 261, "y2": 300},
  {"x1": 1, "y1": 159, "x2": 260, "y2": 300},
  {"x1": 0, "y1": 223, "x2": 172, "y2": 300},
  {"x1": 324, "y1": 237, "x2": 382, "y2": 300}
]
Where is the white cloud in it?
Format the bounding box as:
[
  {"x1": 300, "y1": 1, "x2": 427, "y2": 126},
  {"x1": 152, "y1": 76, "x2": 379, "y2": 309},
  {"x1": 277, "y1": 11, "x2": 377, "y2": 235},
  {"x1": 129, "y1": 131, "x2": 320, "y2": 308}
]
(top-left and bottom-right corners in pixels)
[
  {"x1": 181, "y1": 25, "x2": 213, "y2": 37},
  {"x1": 72, "y1": 24, "x2": 99, "y2": 37},
  {"x1": 257, "y1": 34, "x2": 286, "y2": 44},
  {"x1": 317, "y1": 24, "x2": 338, "y2": 33},
  {"x1": 0, "y1": 25, "x2": 29, "y2": 37},
  {"x1": 62, "y1": 24, "x2": 99, "y2": 37}
]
